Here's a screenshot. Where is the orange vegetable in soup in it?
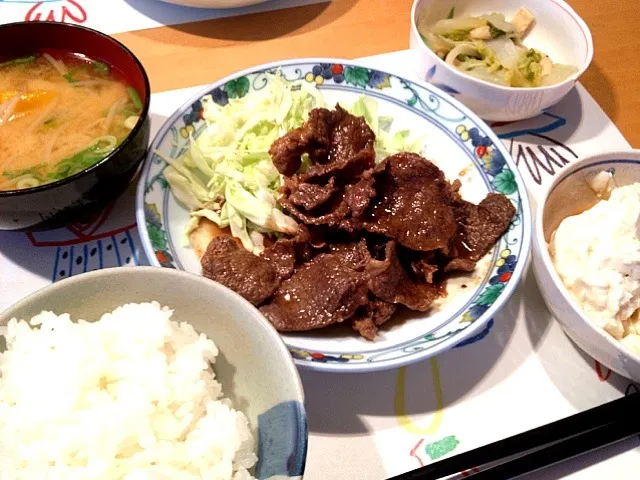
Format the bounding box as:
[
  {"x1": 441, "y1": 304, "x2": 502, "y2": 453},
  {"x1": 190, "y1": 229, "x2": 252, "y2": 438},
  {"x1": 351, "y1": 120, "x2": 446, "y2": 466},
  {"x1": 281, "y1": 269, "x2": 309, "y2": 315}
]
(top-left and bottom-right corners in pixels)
[{"x1": 0, "y1": 90, "x2": 57, "y2": 123}]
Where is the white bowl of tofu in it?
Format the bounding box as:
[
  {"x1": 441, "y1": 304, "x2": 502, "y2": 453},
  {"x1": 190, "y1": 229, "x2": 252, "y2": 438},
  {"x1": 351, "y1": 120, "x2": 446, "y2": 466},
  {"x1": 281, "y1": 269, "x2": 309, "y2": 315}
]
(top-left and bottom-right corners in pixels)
[
  {"x1": 409, "y1": 0, "x2": 594, "y2": 121},
  {"x1": 533, "y1": 151, "x2": 640, "y2": 382}
]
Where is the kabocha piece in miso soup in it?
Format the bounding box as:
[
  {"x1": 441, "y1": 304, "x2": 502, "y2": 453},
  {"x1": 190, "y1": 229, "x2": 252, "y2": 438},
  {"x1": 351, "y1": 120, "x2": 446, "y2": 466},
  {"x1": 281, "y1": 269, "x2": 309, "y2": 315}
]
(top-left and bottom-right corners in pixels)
[{"x1": 0, "y1": 51, "x2": 143, "y2": 191}]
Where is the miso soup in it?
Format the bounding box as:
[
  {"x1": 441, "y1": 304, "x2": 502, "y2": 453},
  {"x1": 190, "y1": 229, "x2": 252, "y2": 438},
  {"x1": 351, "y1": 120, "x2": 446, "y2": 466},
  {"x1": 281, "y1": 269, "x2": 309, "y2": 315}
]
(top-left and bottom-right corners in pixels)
[{"x1": 0, "y1": 51, "x2": 143, "y2": 191}]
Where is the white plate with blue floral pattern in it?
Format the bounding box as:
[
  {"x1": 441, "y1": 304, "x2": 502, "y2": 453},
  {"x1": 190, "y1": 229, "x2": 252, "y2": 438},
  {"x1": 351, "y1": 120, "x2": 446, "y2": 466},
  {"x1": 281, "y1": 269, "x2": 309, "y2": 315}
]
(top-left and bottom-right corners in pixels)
[{"x1": 136, "y1": 58, "x2": 532, "y2": 373}]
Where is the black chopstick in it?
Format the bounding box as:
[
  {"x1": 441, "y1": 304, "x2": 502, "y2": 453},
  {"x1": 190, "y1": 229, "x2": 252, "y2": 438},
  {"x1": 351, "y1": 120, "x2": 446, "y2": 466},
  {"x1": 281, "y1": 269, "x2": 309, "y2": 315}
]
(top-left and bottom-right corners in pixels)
[
  {"x1": 455, "y1": 418, "x2": 640, "y2": 479},
  {"x1": 389, "y1": 392, "x2": 640, "y2": 480}
]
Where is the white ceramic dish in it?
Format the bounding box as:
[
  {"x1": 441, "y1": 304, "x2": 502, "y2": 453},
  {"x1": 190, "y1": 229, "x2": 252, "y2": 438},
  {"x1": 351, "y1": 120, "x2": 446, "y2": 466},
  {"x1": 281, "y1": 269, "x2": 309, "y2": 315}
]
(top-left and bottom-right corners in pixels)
[
  {"x1": 533, "y1": 150, "x2": 640, "y2": 382},
  {"x1": 409, "y1": 0, "x2": 593, "y2": 122},
  {"x1": 0, "y1": 267, "x2": 307, "y2": 479},
  {"x1": 158, "y1": 0, "x2": 270, "y2": 8},
  {"x1": 136, "y1": 58, "x2": 532, "y2": 373}
]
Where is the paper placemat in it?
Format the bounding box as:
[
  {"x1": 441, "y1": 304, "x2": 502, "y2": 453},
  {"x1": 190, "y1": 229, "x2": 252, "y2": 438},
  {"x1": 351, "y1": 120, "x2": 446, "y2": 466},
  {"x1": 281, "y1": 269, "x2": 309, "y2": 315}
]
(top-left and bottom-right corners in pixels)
[
  {"x1": 0, "y1": 0, "x2": 329, "y2": 35},
  {"x1": 1, "y1": 49, "x2": 638, "y2": 480}
]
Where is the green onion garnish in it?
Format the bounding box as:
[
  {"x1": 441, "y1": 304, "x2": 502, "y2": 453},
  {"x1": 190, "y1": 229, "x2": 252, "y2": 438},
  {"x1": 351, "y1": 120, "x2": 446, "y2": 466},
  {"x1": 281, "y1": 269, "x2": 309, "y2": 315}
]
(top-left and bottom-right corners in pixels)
[
  {"x1": 0, "y1": 55, "x2": 36, "y2": 68},
  {"x1": 92, "y1": 61, "x2": 110, "y2": 75},
  {"x1": 63, "y1": 69, "x2": 78, "y2": 83},
  {"x1": 127, "y1": 87, "x2": 143, "y2": 110}
]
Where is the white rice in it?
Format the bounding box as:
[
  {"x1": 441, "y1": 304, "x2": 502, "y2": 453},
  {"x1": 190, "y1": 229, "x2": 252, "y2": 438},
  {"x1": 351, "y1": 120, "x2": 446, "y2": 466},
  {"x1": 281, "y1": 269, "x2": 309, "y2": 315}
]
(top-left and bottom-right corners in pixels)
[{"x1": 0, "y1": 302, "x2": 257, "y2": 480}]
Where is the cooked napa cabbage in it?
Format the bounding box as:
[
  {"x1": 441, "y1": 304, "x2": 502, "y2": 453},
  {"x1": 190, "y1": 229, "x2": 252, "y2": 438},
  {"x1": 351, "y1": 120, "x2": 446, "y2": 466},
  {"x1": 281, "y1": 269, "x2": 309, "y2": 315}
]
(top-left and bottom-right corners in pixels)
[{"x1": 417, "y1": 6, "x2": 578, "y2": 88}]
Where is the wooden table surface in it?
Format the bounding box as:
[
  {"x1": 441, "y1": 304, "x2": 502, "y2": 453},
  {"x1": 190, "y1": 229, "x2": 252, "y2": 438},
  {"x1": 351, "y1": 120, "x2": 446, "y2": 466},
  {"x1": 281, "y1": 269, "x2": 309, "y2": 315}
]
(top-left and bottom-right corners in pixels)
[{"x1": 114, "y1": 0, "x2": 640, "y2": 148}]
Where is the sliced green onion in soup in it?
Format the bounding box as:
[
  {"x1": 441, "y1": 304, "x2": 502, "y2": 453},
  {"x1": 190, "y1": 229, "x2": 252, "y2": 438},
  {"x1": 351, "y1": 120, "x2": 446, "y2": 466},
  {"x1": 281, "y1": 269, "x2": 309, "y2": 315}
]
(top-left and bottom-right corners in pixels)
[
  {"x1": 127, "y1": 87, "x2": 143, "y2": 110},
  {"x1": 121, "y1": 106, "x2": 138, "y2": 118},
  {"x1": 125, "y1": 115, "x2": 139, "y2": 130},
  {"x1": 92, "y1": 135, "x2": 118, "y2": 154},
  {"x1": 0, "y1": 55, "x2": 36, "y2": 69},
  {"x1": 2, "y1": 164, "x2": 46, "y2": 181},
  {"x1": 0, "y1": 173, "x2": 42, "y2": 191},
  {"x1": 92, "y1": 61, "x2": 110, "y2": 75},
  {"x1": 63, "y1": 69, "x2": 78, "y2": 83},
  {"x1": 16, "y1": 175, "x2": 42, "y2": 190},
  {"x1": 48, "y1": 136, "x2": 118, "y2": 180}
]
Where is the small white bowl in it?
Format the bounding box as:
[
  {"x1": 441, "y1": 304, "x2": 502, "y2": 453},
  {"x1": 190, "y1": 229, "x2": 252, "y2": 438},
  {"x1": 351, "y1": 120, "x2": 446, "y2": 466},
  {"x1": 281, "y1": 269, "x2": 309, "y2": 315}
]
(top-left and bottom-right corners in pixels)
[
  {"x1": 532, "y1": 150, "x2": 640, "y2": 382},
  {"x1": 409, "y1": 0, "x2": 593, "y2": 122}
]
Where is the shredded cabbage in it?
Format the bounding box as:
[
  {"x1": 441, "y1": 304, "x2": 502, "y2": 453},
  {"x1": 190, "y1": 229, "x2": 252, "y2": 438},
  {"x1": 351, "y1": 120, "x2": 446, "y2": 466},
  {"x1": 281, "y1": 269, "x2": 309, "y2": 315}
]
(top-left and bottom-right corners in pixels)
[
  {"x1": 349, "y1": 96, "x2": 424, "y2": 161},
  {"x1": 418, "y1": 7, "x2": 578, "y2": 87},
  {"x1": 162, "y1": 73, "x2": 423, "y2": 254}
]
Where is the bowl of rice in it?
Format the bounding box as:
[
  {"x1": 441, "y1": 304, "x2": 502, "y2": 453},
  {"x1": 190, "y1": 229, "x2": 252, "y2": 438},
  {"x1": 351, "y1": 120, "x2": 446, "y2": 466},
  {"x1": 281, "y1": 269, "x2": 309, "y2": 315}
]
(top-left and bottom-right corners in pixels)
[{"x1": 0, "y1": 267, "x2": 307, "y2": 480}]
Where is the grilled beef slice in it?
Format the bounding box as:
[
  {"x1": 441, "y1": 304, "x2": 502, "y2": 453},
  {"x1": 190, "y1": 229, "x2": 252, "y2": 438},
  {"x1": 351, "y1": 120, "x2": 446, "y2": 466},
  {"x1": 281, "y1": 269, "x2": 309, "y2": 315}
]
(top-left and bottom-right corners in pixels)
[
  {"x1": 259, "y1": 250, "x2": 370, "y2": 332},
  {"x1": 362, "y1": 153, "x2": 458, "y2": 252},
  {"x1": 351, "y1": 298, "x2": 397, "y2": 340},
  {"x1": 451, "y1": 193, "x2": 516, "y2": 262},
  {"x1": 369, "y1": 242, "x2": 445, "y2": 312},
  {"x1": 268, "y1": 107, "x2": 338, "y2": 175},
  {"x1": 286, "y1": 176, "x2": 337, "y2": 211},
  {"x1": 201, "y1": 235, "x2": 281, "y2": 306}
]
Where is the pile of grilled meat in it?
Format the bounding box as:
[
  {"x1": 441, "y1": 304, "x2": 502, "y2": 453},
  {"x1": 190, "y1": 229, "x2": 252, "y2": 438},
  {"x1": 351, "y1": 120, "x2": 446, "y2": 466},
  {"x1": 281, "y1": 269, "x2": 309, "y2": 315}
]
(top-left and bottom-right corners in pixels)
[{"x1": 201, "y1": 105, "x2": 515, "y2": 340}]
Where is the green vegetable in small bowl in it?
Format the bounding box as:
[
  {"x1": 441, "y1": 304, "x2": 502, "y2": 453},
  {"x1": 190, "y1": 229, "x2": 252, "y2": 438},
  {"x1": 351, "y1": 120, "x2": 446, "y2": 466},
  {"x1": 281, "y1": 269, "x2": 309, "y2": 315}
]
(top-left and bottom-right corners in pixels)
[{"x1": 418, "y1": 6, "x2": 578, "y2": 88}]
